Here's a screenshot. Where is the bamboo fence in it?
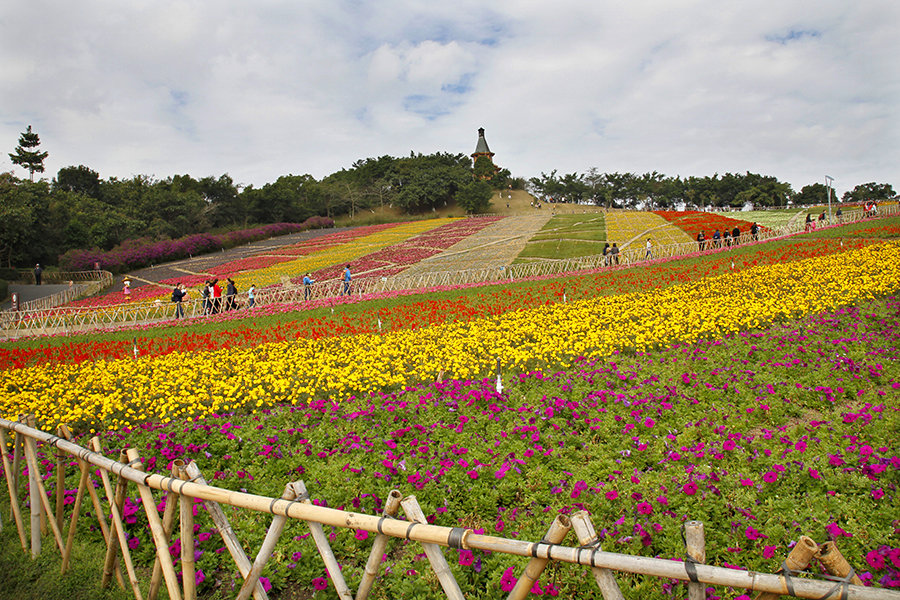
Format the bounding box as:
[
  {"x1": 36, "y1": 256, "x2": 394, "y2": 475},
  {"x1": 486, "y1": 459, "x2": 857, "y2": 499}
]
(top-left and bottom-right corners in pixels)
[
  {"x1": 1, "y1": 206, "x2": 895, "y2": 340},
  {"x1": 0, "y1": 415, "x2": 895, "y2": 600}
]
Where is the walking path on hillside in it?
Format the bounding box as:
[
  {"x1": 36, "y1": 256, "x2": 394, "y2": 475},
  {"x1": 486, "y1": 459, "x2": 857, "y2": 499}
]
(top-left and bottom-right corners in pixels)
[{"x1": 399, "y1": 214, "x2": 552, "y2": 275}]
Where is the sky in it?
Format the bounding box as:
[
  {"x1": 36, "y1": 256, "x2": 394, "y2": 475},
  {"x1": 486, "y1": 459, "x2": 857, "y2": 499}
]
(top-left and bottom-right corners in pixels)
[{"x1": 2, "y1": 1, "x2": 898, "y2": 197}]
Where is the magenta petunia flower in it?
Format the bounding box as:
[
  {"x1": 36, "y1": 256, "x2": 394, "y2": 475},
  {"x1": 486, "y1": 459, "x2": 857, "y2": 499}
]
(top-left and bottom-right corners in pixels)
[
  {"x1": 740, "y1": 478, "x2": 755, "y2": 486},
  {"x1": 312, "y1": 577, "x2": 328, "y2": 590},
  {"x1": 762, "y1": 471, "x2": 778, "y2": 483},
  {"x1": 606, "y1": 490, "x2": 619, "y2": 501},
  {"x1": 458, "y1": 549, "x2": 474, "y2": 566},
  {"x1": 808, "y1": 468, "x2": 821, "y2": 479},
  {"x1": 500, "y1": 566, "x2": 517, "y2": 592},
  {"x1": 763, "y1": 545, "x2": 777, "y2": 559},
  {"x1": 682, "y1": 482, "x2": 698, "y2": 496},
  {"x1": 636, "y1": 502, "x2": 653, "y2": 515},
  {"x1": 355, "y1": 529, "x2": 369, "y2": 541}
]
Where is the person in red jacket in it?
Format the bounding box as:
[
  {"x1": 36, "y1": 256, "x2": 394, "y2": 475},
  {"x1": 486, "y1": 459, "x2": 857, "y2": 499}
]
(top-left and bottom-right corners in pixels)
[{"x1": 211, "y1": 278, "x2": 222, "y2": 314}]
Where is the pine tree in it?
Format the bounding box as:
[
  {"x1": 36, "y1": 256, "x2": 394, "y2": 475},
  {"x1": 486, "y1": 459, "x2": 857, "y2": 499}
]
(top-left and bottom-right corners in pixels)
[{"x1": 9, "y1": 125, "x2": 49, "y2": 181}]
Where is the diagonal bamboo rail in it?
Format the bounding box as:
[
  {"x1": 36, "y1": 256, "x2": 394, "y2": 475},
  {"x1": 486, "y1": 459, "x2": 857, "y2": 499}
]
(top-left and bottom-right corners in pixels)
[
  {"x1": 2, "y1": 206, "x2": 894, "y2": 340},
  {"x1": 1, "y1": 417, "x2": 897, "y2": 600}
]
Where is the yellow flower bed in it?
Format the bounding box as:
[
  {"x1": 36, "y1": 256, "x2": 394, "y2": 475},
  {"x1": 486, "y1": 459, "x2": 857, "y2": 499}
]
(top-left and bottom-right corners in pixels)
[
  {"x1": 232, "y1": 219, "x2": 458, "y2": 288},
  {"x1": 3, "y1": 244, "x2": 898, "y2": 433},
  {"x1": 605, "y1": 211, "x2": 692, "y2": 248}
]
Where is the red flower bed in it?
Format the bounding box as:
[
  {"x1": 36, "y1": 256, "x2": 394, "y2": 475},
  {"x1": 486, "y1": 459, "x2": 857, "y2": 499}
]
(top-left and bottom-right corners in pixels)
[{"x1": 654, "y1": 211, "x2": 769, "y2": 237}]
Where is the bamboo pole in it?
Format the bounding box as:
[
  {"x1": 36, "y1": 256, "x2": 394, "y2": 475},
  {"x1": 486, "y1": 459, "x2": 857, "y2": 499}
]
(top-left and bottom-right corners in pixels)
[
  {"x1": 1, "y1": 420, "x2": 893, "y2": 600},
  {"x1": 148, "y1": 464, "x2": 181, "y2": 600},
  {"x1": 12, "y1": 428, "x2": 21, "y2": 522},
  {"x1": 684, "y1": 521, "x2": 706, "y2": 600},
  {"x1": 235, "y1": 482, "x2": 298, "y2": 600},
  {"x1": 569, "y1": 512, "x2": 624, "y2": 600},
  {"x1": 817, "y1": 541, "x2": 864, "y2": 586},
  {"x1": 25, "y1": 428, "x2": 42, "y2": 558},
  {"x1": 294, "y1": 480, "x2": 353, "y2": 600},
  {"x1": 61, "y1": 453, "x2": 91, "y2": 573},
  {"x1": 400, "y1": 495, "x2": 465, "y2": 600},
  {"x1": 97, "y1": 449, "x2": 144, "y2": 600},
  {"x1": 55, "y1": 425, "x2": 67, "y2": 532},
  {"x1": 126, "y1": 448, "x2": 182, "y2": 600},
  {"x1": 181, "y1": 461, "x2": 269, "y2": 600},
  {"x1": 177, "y1": 462, "x2": 197, "y2": 600},
  {"x1": 23, "y1": 432, "x2": 66, "y2": 553},
  {"x1": 356, "y1": 489, "x2": 403, "y2": 600},
  {"x1": 754, "y1": 536, "x2": 820, "y2": 600},
  {"x1": 25, "y1": 415, "x2": 48, "y2": 538},
  {"x1": 0, "y1": 430, "x2": 27, "y2": 551},
  {"x1": 507, "y1": 514, "x2": 571, "y2": 600}
]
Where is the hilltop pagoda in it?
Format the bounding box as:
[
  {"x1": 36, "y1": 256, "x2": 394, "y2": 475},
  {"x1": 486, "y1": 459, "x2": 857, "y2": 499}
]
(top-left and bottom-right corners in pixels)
[{"x1": 471, "y1": 127, "x2": 498, "y2": 180}]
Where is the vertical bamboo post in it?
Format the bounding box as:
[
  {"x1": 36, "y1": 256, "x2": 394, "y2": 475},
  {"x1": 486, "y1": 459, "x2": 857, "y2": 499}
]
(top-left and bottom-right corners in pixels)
[
  {"x1": 55, "y1": 424, "x2": 67, "y2": 532},
  {"x1": 97, "y1": 449, "x2": 144, "y2": 600},
  {"x1": 292, "y1": 481, "x2": 353, "y2": 600},
  {"x1": 816, "y1": 541, "x2": 864, "y2": 586},
  {"x1": 177, "y1": 462, "x2": 196, "y2": 600},
  {"x1": 356, "y1": 489, "x2": 403, "y2": 600},
  {"x1": 25, "y1": 415, "x2": 48, "y2": 537},
  {"x1": 12, "y1": 428, "x2": 22, "y2": 522},
  {"x1": 753, "y1": 536, "x2": 819, "y2": 600},
  {"x1": 148, "y1": 464, "x2": 181, "y2": 600},
  {"x1": 181, "y1": 461, "x2": 269, "y2": 600},
  {"x1": 61, "y1": 453, "x2": 91, "y2": 573},
  {"x1": 400, "y1": 495, "x2": 465, "y2": 600},
  {"x1": 0, "y1": 429, "x2": 27, "y2": 551},
  {"x1": 23, "y1": 432, "x2": 66, "y2": 553},
  {"x1": 569, "y1": 511, "x2": 624, "y2": 600},
  {"x1": 507, "y1": 514, "x2": 571, "y2": 600},
  {"x1": 125, "y1": 448, "x2": 182, "y2": 600},
  {"x1": 235, "y1": 482, "x2": 298, "y2": 600},
  {"x1": 25, "y1": 432, "x2": 42, "y2": 558},
  {"x1": 684, "y1": 521, "x2": 706, "y2": 600}
]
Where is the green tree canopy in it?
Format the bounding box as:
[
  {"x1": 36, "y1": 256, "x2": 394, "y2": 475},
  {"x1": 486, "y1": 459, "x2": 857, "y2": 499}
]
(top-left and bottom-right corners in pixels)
[{"x1": 9, "y1": 125, "x2": 49, "y2": 181}]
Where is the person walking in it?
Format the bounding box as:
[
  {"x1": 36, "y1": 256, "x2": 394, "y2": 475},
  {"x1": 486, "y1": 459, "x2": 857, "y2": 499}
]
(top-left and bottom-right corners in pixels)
[
  {"x1": 171, "y1": 283, "x2": 186, "y2": 319},
  {"x1": 750, "y1": 222, "x2": 759, "y2": 241},
  {"x1": 644, "y1": 238, "x2": 652, "y2": 260},
  {"x1": 602, "y1": 243, "x2": 610, "y2": 266},
  {"x1": 713, "y1": 229, "x2": 721, "y2": 248},
  {"x1": 201, "y1": 281, "x2": 211, "y2": 314},
  {"x1": 303, "y1": 273, "x2": 315, "y2": 300},
  {"x1": 697, "y1": 231, "x2": 705, "y2": 251},
  {"x1": 211, "y1": 278, "x2": 222, "y2": 313},
  {"x1": 248, "y1": 284, "x2": 256, "y2": 309},
  {"x1": 341, "y1": 265, "x2": 352, "y2": 296},
  {"x1": 33, "y1": 263, "x2": 42, "y2": 285},
  {"x1": 732, "y1": 226, "x2": 741, "y2": 245},
  {"x1": 225, "y1": 278, "x2": 237, "y2": 310},
  {"x1": 611, "y1": 243, "x2": 620, "y2": 265}
]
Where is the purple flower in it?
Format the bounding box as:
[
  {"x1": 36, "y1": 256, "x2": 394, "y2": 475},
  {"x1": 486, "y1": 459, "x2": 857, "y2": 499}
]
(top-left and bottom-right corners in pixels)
[
  {"x1": 312, "y1": 577, "x2": 328, "y2": 590},
  {"x1": 762, "y1": 471, "x2": 778, "y2": 483},
  {"x1": 682, "y1": 482, "x2": 698, "y2": 496},
  {"x1": 500, "y1": 566, "x2": 517, "y2": 592},
  {"x1": 636, "y1": 502, "x2": 653, "y2": 515}
]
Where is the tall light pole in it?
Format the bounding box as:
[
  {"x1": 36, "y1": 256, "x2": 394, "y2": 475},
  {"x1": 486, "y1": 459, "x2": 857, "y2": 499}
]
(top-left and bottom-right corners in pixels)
[{"x1": 825, "y1": 175, "x2": 834, "y2": 222}]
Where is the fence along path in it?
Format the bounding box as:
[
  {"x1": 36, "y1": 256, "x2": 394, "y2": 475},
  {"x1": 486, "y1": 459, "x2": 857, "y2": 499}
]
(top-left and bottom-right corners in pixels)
[
  {"x1": 0, "y1": 206, "x2": 894, "y2": 339},
  {"x1": 0, "y1": 415, "x2": 893, "y2": 600}
]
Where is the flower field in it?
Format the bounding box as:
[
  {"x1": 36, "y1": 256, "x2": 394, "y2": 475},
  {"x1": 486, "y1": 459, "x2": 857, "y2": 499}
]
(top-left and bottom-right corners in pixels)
[{"x1": 1, "y1": 219, "x2": 899, "y2": 599}]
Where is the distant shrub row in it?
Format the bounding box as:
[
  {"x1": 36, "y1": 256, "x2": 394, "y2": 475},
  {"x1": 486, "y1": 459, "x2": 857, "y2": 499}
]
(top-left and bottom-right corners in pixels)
[{"x1": 59, "y1": 216, "x2": 334, "y2": 273}]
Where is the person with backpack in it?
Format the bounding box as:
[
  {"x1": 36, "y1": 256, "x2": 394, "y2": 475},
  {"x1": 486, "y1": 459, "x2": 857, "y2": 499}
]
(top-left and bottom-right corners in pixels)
[
  {"x1": 171, "y1": 283, "x2": 187, "y2": 319},
  {"x1": 201, "y1": 280, "x2": 211, "y2": 315}
]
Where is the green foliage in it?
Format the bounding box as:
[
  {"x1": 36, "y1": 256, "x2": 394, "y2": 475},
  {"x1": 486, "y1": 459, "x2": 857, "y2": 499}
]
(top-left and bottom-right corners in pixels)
[
  {"x1": 455, "y1": 179, "x2": 493, "y2": 213},
  {"x1": 841, "y1": 181, "x2": 896, "y2": 204},
  {"x1": 8, "y1": 125, "x2": 48, "y2": 181}
]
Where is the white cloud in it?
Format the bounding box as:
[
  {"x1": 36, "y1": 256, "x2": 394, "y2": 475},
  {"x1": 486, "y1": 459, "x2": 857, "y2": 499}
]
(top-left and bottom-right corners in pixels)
[{"x1": 0, "y1": 0, "x2": 896, "y2": 196}]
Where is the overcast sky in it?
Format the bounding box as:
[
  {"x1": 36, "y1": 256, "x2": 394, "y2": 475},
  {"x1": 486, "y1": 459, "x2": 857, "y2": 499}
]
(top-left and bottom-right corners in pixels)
[{"x1": 2, "y1": 1, "x2": 897, "y2": 196}]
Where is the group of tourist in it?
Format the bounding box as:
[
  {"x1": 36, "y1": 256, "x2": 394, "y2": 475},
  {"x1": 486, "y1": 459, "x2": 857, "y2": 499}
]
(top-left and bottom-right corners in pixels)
[
  {"x1": 696, "y1": 223, "x2": 759, "y2": 251},
  {"x1": 167, "y1": 278, "x2": 258, "y2": 319},
  {"x1": 601, "y1": 243, "x2": 621, "y2": 266}
]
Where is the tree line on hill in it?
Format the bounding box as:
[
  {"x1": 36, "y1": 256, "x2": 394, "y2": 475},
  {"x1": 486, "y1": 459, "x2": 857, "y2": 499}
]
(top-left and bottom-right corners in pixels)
[
  {"x1": 527, "y1": 169, "x2": 895, "y2": 210},
  {"x1": 2, "y1": 124, "x2": 895, "y2": 270},
  {"x1": 1, "y1": 144, "x2": 517, "y2": 269}
]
